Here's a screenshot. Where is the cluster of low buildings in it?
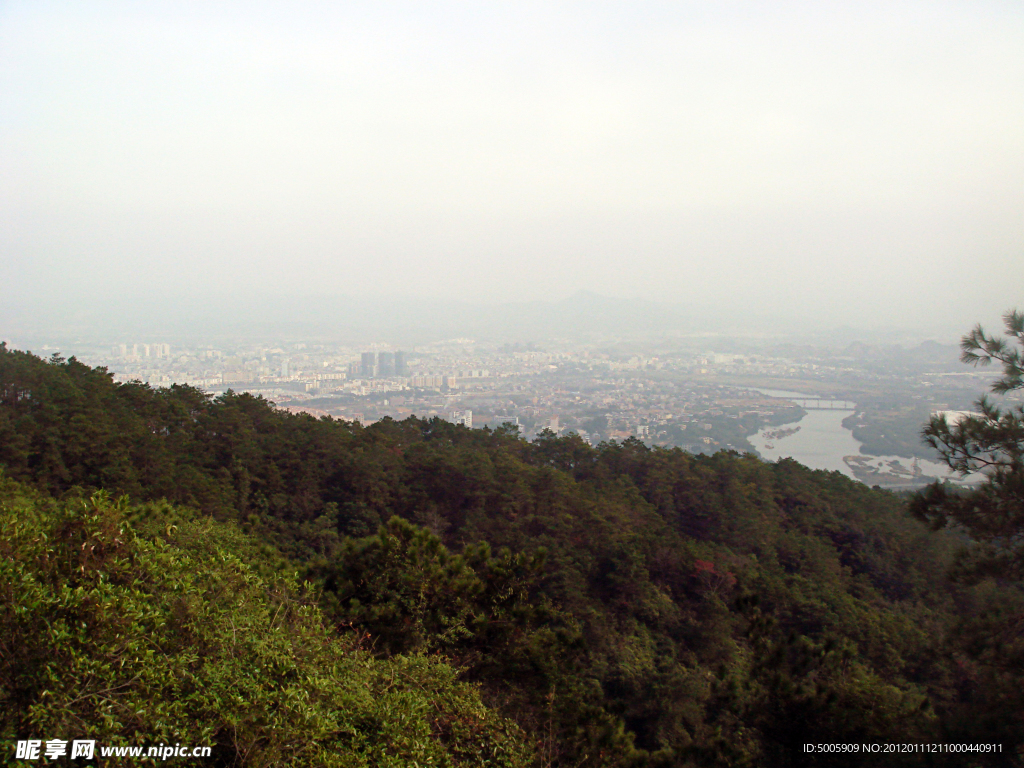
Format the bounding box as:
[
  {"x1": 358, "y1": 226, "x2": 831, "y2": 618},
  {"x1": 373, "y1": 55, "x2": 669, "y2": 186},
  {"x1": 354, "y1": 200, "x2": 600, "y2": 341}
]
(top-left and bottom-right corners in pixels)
[
  {"x1": 83, "y1": 339, "x2": 814, "y2": 451},
  {"x1": 53, "y1": 332, "x2": 996, "y2": 458}
]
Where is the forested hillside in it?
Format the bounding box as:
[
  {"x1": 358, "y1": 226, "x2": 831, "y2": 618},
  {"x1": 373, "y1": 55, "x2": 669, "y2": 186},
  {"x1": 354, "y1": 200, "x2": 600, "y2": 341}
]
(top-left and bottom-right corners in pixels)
[
  {"x1": 1, "y1": 481, "x2": 530, "y2": 767},
  {"x1": 2, "y1": 343, "x2": 1022, "y2": 766}
]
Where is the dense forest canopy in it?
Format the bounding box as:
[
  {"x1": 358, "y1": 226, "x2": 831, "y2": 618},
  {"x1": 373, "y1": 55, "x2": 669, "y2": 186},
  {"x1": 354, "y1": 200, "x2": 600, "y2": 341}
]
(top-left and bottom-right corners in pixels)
[{"x1": 2, "y1": 340, "x2": 1022, "y2": 766}]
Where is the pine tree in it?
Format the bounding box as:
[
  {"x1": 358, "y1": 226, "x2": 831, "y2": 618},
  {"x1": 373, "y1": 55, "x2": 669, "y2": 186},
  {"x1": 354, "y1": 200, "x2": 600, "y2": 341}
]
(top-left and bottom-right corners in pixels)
[
  {"x1": 911, "y1": 310, "x2": 1024, "y2": 760},
  {"x1": 912, "y1": 309, "x2": 1024, "y2": 579}
]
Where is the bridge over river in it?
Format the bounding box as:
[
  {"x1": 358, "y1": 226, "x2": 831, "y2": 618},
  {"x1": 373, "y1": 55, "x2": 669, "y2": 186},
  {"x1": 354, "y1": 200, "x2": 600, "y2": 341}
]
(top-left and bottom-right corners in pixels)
[
  {"x1": 746, "y1": 388, "x2": 857, "y2": 411},
  {"x1": 789, "y1": 398, "x2": 856, "y2": 410}
]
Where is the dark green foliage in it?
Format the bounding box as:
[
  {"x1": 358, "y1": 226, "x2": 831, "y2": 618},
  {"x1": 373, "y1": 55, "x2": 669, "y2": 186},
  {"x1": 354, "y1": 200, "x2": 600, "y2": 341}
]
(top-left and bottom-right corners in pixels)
[
  {"x1": 319, "y1": 516, "x2": 552, "y2": 656},
  {"x1": 3, "y1": 343, "x2": 1023, "y2": 766}
]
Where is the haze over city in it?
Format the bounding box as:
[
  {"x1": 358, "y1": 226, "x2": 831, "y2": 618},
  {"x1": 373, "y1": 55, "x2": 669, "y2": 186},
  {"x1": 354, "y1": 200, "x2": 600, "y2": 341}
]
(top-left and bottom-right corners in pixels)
[{"x1": 2, "y1": 1, "x2": 1022, "y2": 340}]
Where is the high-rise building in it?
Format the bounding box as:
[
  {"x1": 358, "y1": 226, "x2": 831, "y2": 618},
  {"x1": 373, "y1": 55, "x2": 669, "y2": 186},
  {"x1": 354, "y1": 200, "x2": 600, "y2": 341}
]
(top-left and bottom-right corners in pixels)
[
  {"x1": 394, "y1": 350, "x2": 408, "y2": 377},
  {"x1": 495, "y1": 415, "x2": 520, "y2": 431},
  {"x1": 377, "y1": 352, "x2": 395, "y2": 377},
  {"x1": 360, "y1": 352, "x2": 376, "y2": 378}
]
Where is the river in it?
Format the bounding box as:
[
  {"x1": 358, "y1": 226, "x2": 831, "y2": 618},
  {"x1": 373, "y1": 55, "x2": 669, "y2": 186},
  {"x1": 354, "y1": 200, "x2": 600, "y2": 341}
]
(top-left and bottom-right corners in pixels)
[{"x1": 743, "y1": 388, "x2": 977, "y2": 485}]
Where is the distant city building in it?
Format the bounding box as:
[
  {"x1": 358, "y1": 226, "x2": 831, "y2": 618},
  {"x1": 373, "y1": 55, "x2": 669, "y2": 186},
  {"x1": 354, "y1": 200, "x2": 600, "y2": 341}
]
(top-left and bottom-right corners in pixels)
[
  {"x1": 377, "y1": 352, "x2": 395, "y2": 377},
  {"x1": 112, "y1": 342, "x2": 169, "y2": 359},
  {"x1": 394, "y1": 350, "x2": 408, "y2": 377},
  {"x1": 451, "y1": 409, "x2": 473, "y2": 428},
  {"x1": 443, "y1": 369, "x2": 491, "y2": 388},
  {"x1": 411, "y1": 375, "x2": 444, "y2": 389},
  {"x1": 360, "y1": 352, "x2": 376, "y2": 378},
  {"x1": 495, "y1": 415, "x2": 520, "y2": 431}
]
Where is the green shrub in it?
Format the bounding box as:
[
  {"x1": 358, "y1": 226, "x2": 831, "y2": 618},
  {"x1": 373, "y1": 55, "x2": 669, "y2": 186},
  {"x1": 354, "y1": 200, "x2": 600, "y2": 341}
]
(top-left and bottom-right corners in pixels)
[{"x1": 0, "y1": 484, "x2": 532, "y2": 767}]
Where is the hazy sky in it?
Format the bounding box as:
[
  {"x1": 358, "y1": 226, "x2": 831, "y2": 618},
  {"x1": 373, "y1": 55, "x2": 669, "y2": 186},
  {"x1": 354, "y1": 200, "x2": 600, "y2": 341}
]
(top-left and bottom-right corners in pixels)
[{"x1": 2, "y1": 1, "x2": 1022, "y2": 332}]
